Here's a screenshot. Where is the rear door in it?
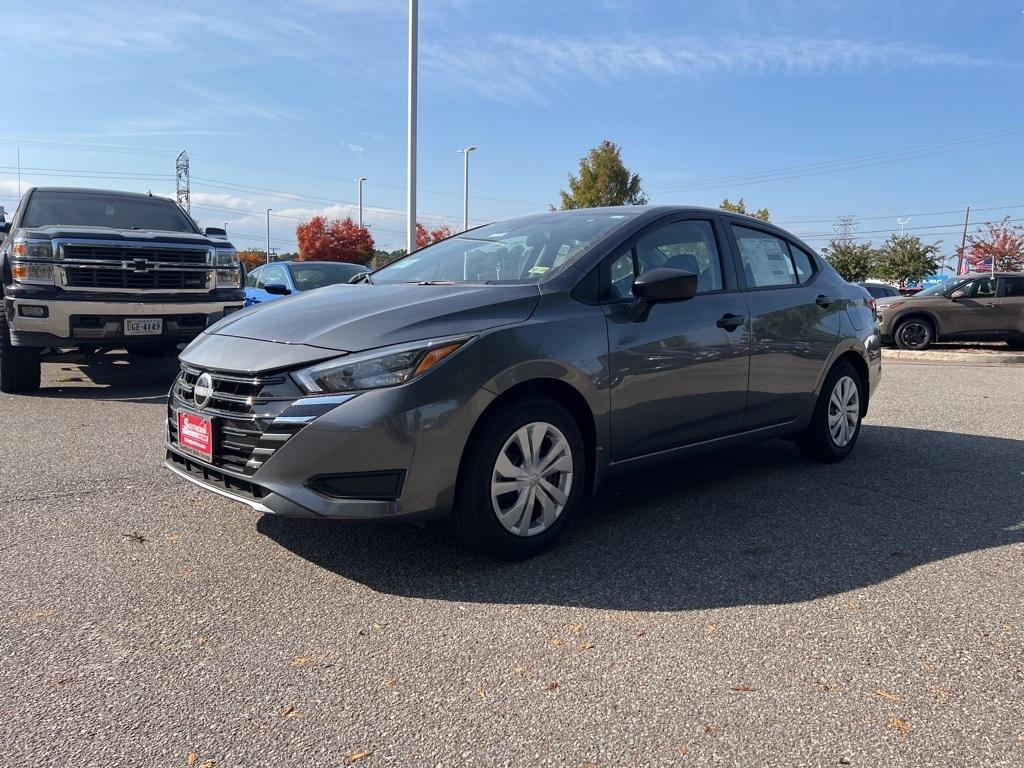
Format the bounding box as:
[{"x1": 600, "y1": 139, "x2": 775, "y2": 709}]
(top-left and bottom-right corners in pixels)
[
  {"x1": 727, "y1": 224, "x2": 842, "y2": 428},
  {"x1": 605, "y1": 215, "x2": 751, "y2": 459},
  {"x1": 996, "y1": 276, "x2": 1024, "y2": 336}
]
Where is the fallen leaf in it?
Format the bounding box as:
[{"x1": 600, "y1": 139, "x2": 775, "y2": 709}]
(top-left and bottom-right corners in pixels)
[
  {"x1": 847, "y1": 600, "x2": 860, "y2": 610},
  {"x1": 198, "y1": 762, "x2": 215, "y2": 768},
  {"x1": 888, "y1": 717, "x2": 912, "y2": 737},
  {"x1": 703, "y1": 724, "x2": 722, "y2": 734},
  {"x1": 345, "y1": 750, "x2": 373, "y2": 764},
  {"x1": 550, "y1": 638, "x2": 564, "y2": 647},
  {"x1": 580, "y1": 642, "x2": 595, "y2": 651},
  {"x1": 512, "y1": 665, "x2": 529, "y2": 674},
  {"x1": 197, "y1": 637, "x2": 208, "y2": 647},
  {"x1": 371, "y1": 623, "x2": 383, "y2": 630},
  {"x1": 921, "y1": 659, "x2": 935, "y2": 673},
  {"x1": 290, "y1": 656, "x2": 314, "y2": 667},
  {"x1": 187, "y1": 754, "x2": 197, "y2": 766},
  {"x1": 123, "y1": 531, "x2": 148, "y2": 543},
  {"x1": 875, "y1": 690, "x2": 903, "y2": 703},
  {"x1": 569, "y1": 624, "x2": 583, "y2": 635},
  {"x1": 279, "y1": 706, "x2": 304, "y2": 720},
  {"x1": 49, "y1": 676, "x2": 74, "y2": 688},
  {"x1": 165, "y1": 533, "x2": 183, "y2": 542},
  {"x1": 383, "y1": 676, "x2": 397, "y2": 687},
  {"x1": 546, "y1": 681, "x2": 559, "y2": 691},
  {"x1": 705, "y1": 623, "x2": 717, "y2": 633},
  {"x1": 731, "y1": 685, "x2": 756, "y2": 693},
  {"x1": 29, "y1": 609, "x2": 55, "y2": 620},
  {"x1": 679, "y1": 746, "x2": 690, "y2": 756},
  {"x1": 815, "y1": 680, "x2": 832, "y2": 693}
]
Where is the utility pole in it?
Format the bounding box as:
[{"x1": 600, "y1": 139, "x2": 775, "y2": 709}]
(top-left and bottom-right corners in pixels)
[
  {"x1": 406, "y1": 0, "x2": 418, "y2": 253},
  {"x1": 357, "y1": 177, "x2": 367, "y2": 228},
  {"x1": 266, "y1": 209, "x2": 272, "y2": 264},
  {"x1": 897, "y1": 217, "x2": 911, "y2": 236},
  {"x1": 16, "y1": 147, "x2": 21, "y2": 198},
  {"x1": 957, "y1": 206, "x2": 970, "y2": 275},
  {"x1": 175, "y1": 151, "x2": 191, "y2": 213},
  {"x1": 833, "y1": 215, "x2": 858, "y2": 246},
  {"x1": 457, "y1": 146, "x2": 477, "y2": 232}
]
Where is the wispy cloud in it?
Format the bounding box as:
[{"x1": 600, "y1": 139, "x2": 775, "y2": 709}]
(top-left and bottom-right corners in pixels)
[
  {"x1": 340, "y1": 141, "x2": 366, "y2": 157},
  {"x1": 425, "y1": 33, "x2": 993, "y2": 103}
]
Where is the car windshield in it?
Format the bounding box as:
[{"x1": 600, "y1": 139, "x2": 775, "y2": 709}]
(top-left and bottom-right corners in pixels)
[
  {"x1": 290, "y1": 263, "x2": 366, "y2": 291},
  {"x1": 22, "y1": 191, "x2": 197, "y2": 233},
  {"x1": 372, "y1": 211, "x2": 640, "y2": 285},
  {"x1": 916, "y1": 278, "x2": 966, "y2": 297}
]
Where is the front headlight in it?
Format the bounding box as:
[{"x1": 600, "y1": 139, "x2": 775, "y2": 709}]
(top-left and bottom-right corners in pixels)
[
  {"x1": 11, "y1": 238, "x2": 55, "y2": 284},
  {"x1": 216, "y1": 269, "x2": 241, "y2": 288},
  {"x1": 293, "y1": 336, "x2": 471, "y2": 394},
  {"x1": 214, "y1": 247, "x2": 239, "y2": 267}
]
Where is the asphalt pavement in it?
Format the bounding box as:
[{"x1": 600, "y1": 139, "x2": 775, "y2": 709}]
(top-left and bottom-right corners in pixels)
[{"x1": 2, "y1": 354, "x2": 1022, "y2": 767}]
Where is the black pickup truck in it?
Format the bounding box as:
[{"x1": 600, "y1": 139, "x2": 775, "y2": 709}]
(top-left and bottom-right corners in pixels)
[{"x1": 0, "y1": 187, "x2": 245, "y2": 392}]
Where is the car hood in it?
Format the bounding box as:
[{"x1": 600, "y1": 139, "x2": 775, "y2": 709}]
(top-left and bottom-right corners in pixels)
[
  {"x1": 206, "y1": 282, "x2": 541, "y2": 354},
  {"x1": 876, "y1": 294, "x2": 937, "y2": 308}
]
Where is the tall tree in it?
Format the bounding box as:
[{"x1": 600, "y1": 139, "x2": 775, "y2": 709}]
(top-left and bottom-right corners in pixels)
[
  {"x1": 295, "y1": 215, "x2": 374, "y2": 264},
  {"x1": 719, "y1": 197, "x2": 770, "y2": 221},
  {"x1": 873, "y1": 234, "x2": 941, "y2": 288},
  {"x1": 237, "y1": 249, "x2": 267, "y2": 272},
  {"x1": 416, "y1": 222, "x2": 453, "y2": 250},
  {"x1": 559, "y1": 140, "x2": 647, "y2": 210},
  {"x1": 821, "y1": 240, "x2": 876, "y2": 282},
  {"x1": 957, "y1": 216, "x2": 1024, "y2": 272}
]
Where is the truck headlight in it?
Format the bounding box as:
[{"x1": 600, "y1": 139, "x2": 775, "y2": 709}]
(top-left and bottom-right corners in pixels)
[
  {"x1": 12, "y1": 262, "x2": 55, "y2": 284},
  {"x1": 214, "y1": 248, "x2": 239, "y2": 267},
  {"x1": 292, "y1": 336, "x2": 470, "y2": 394},
  {"x1": 12, "y1": 239, "x2": 53, "y2": 260},
  {"x1": 216, "y1": 269, "x2": 241, "y2": 288},
  {"x1": 11, "y1": 238, "x2": 55, "y2": 284}
]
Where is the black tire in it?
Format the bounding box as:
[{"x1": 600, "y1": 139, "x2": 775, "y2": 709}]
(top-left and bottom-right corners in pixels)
[
  {"x1": 1006, "y1": 339, "x2": 1024, "y2": 351},
  {"x1": 796, "y1": 360, "x2": 864, "y2": 463},
  {"x1": 450, "y1": 397, "x2": 586, "y2": 560},
  {"x1": 0, "y1": 311, "x2": 41, "y2": 393},
  {"x1": 893, "y1": 317, "x2": 934, "y2": 350}
]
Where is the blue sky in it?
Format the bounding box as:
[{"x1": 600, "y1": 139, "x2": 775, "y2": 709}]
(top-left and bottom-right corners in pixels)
[{"x1": 5, "y1": 0, "x2": 1023, "y2": 263}]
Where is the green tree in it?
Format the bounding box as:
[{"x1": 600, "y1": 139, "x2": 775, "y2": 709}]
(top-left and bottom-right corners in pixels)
[
  {"x1": 821, "y1": 240, "x2": 876, "y2": 282},
  {"x1": 873, "y1": 234, "x2": 941, "y2": 288},
  {"x1": 719, "y1": 197, "x2": 770, "y2": 221},
  {"x1": 558, "y1": 140, "x2": 647, "y2": 210}
]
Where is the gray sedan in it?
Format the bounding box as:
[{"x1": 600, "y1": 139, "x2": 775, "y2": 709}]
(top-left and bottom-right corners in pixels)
[{"x1": 165, "y1": 206, "x2": 881, "y2": 558}]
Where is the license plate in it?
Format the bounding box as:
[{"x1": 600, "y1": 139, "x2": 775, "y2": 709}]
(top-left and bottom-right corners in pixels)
[
  {"x1": 178, "y1": 411, "x2": 214, "y2": 462},
  {"x1": 125, "y1": 318, "x2": 163, "y2": 336}
]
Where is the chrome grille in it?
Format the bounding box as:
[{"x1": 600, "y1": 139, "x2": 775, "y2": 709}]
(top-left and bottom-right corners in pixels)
[
  {"x1": 63, "y1": 266, "x2": 209, "y2": 290},
  {"x1": 62, "y1": 244, "x2": 210, "y2": 264},
  {"x1": 56, "y1": 240, "x2": 213, "y2": 292}
]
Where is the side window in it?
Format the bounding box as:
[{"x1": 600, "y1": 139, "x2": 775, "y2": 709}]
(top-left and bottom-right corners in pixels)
[
  {"x1": 961, "y1": 278, "x2": 996, "y2": 298},
  {"x1": 261, "y1": 265, "x2": 287, "y2": 287},
  {"x1": 788, "y1": 243, "x2": 816, "y2": 284},
  {"x1": 633, "y1": 220, "x2": 724, "y2": 293},
  {"x1": 1001, "y1": 277, "x2": 1024, "y2": 297},
  {"x1": 245, "y1": 267, "x2": 261, "y2": 288},
  {"x1": 606, "y1": 249, "x2": 637, "y2": 300},
  {"x1": 732, "y1": 226, "x2": 797, "y2": 288}
]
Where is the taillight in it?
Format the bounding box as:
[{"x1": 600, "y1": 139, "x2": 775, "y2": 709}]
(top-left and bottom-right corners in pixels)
[{"x1": 866, "y1": 297, "x2": 877, "y2": 313}]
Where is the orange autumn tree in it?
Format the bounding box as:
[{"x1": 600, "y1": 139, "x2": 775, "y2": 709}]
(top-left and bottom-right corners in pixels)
[
  {"x1": 415, "y1": 222, "x2": 453, "y2": 250},
  {"x1": 296, "y1": 215, "x2": 375, "y2": 265},
  {"x1": 237, "y1": 249, "x2": 268, "y2": 272},
  {"x1": 957, "y1": 217, "x2": 1024, "y2": 273}
]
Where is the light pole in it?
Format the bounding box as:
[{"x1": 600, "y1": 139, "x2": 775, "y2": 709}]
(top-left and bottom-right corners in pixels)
[
  {"x1": 457, "y1": 146, "x2": 477, "y2": 232},
  {"x1": 266, "y1": 208, "x2": 271, "y2": 264},
  {"x1": 357, "y1": 177, "x2": 367, "y2": 228},
  {"x1": 406, "y1": 0, "x2": 417, "y2": 253}
]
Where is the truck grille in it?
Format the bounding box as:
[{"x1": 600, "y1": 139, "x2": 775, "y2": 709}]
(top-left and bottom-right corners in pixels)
[
  {"x1": 64, "y1": 266, "x2": 209, "y2": 290},
  {"x1": 62, "y1": 244, "x2": 210, "y2": 265},
  {"x1": 168, "y1": 365, "x2": 307, "y2": 476}
]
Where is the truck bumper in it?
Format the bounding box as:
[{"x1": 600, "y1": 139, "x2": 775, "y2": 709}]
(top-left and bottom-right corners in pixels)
[{"x1": 5, "y1": 296, "x2": 244, "y2": 347}]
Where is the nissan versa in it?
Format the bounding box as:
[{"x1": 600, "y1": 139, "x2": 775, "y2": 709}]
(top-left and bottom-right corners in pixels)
[{"x1": 165, "y1": 207, "x2": 881, "y2": 559}]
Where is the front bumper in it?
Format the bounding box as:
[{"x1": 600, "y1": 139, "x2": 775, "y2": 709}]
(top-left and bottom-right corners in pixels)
[
  {"x1": 164, "y1": 365, "x2": 495, "y2": 522},
  {"x1": 5, "y1": 296, "x2": 244, "y2": 347}
]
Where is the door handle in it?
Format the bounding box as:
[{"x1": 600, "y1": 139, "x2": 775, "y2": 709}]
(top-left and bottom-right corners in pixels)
[
  {"x1": 716, "y1": 313, "x2": 746, "y2": 331},
  {"x1": 815, "y1": 295, "x2": 834, "y2": 308}
]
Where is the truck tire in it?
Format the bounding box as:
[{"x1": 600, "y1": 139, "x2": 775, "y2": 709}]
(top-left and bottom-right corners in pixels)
[{"x1": 0, "y1": 311, "x2": 41, "y2": 393}]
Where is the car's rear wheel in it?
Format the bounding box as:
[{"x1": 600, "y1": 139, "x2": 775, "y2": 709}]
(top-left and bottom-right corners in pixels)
[
  {"x1": 0, "y1": 312, "x2": 41, "y2": 394},
  {"x1": 451, "y1": 397, "x2": 585, "y2": 560},
  {"x1": 796, "y1": 360, "x2": 864, "y2": 463},
  {"x1": 894, "y1": 317, "x2": 933, "y2": 350}
]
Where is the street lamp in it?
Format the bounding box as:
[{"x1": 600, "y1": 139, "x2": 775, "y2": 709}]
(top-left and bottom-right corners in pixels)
[
  {"x1": 406, "y1": 0, "x2": 418, "y2": 253},
  {"x1": 457, "y1": 146, "x2": 477, "y2": 232},
  {"x1": 357, "y1": 177, "x2": 367, "y2": 228},
  {"x1": 266, "y1": 208, "x2": 271, "y2": 264}
]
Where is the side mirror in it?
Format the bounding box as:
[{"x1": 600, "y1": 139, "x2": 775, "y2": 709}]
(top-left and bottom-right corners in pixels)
[
  {"x1": 264, "y1": 283, "x2": 291, "y2": 296},
  {"x1": 630, "y1": 268, "x2": 698, "y2": 321},
  {"x1": 0, "y1": 222, "x2": 10, "y2": 235},
  {"x1": 204, "y1": 227, "x2": 227, "y2": 238},
  {"x1": 949, "y1": 289, "x2": 966, "y2": 300}
]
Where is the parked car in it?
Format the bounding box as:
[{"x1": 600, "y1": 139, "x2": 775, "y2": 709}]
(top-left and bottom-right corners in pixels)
[
  {"x1": 0, "y1": 187, "x2": 244, "y2": 393},
  {"x1": 245, "y1": 261, "x2": 369, "y2": 306},
  {"x1": 876, "y1": 272, "x2": 1024, "y2": 350},
  {"x1": 165, "y1": 206, "x2": 881, "y2": 559},
  {"x1": 856, "y1": 281, "x2": 901, "y2": 299}
]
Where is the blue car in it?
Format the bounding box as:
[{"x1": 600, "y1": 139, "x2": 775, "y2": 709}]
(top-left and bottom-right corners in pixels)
[{"x1": 244, "y1": 261, "x2": 370, "y2": 307}]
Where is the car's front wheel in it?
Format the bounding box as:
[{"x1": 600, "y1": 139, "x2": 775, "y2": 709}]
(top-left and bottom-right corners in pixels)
[
  {"x1": 894, "y1": 317, "x2": 933, "y2": 350},
  {"x1": 451, "y1": 397, "x2": 585, "y2": 560},
  {"x1": 0, "y1": 313, "x2": 41, "y2": 394},
  {"x1": 796, "y1": 360, "x2": 864, "y2": 463}
]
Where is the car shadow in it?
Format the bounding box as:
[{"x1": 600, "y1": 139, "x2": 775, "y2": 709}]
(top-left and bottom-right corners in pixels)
[
  {"x1": 257, "y1": 425, "x2": 1024, "y2": 611},
  {"x1": 33, "y1": 352, "x2": 179, "y2": 402}
]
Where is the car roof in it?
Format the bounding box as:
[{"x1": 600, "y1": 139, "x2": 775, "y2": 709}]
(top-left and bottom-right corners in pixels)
[
  {"x1": 28, "y1": 186, "x2": 178, "y2": 204},
  {"x1": 269, "y1": 261, "x2": 367, "y2": 268}
]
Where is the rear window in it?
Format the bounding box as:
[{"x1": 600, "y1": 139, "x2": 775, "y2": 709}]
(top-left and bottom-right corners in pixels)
[
  {"x1": 22, "y1": 191, "x2": 197, "y2": 233},
  {"x1": 290, "y1": 263, "x2": 366, "y2": 291}
]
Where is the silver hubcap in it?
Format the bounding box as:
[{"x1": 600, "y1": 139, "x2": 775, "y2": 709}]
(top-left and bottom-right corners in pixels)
[
  {"x1": 828, "y1": 375, "x2": 860, "y2": 447},
  {"x1": 491, "y1": 421, "x2": 573, "y2": 537}
]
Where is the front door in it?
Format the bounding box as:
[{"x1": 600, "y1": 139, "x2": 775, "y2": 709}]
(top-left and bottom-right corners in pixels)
[
  {"x1": 728, "y1": 224, "x2": 842, "y2": 428},
  {"x1": 939, "y1": 276, "x2": 1000, "y2": 336},
  {"x1": 605, "y1": 216, "x2": 751, "y2": 460}
]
